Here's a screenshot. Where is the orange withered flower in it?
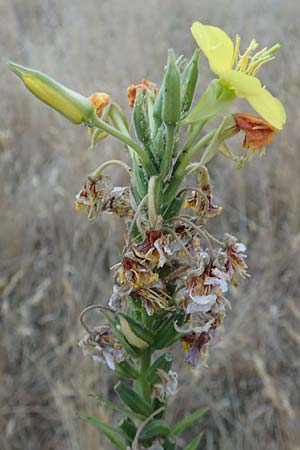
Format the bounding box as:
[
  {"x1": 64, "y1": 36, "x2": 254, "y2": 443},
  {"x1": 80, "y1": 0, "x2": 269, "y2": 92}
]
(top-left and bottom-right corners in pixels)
[
  {"x1": 127, "y1": 79, "x2": 159, "y2": 108},
  {"x1": 234, "y1": 113, "x2": 276, "y2": 152},
  {"x1": 88, "y1": 92, "x2": 111, "y2": 117}
]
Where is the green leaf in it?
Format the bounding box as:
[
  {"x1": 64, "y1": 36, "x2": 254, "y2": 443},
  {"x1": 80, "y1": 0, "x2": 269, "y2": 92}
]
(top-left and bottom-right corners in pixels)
[
  {"x1": 115, "y1": 381, "x2": 152, "y2": 417},
  {"x1": 81, "y1": 413, "x2": 126, "y2": 450},
  {"x1": 140, "y1": 419, "x2": 170, "y2": 441},
  {"x1": 184, "y1": 432, "x2": 204, "y2": 450},
  {"x1": 91, "y1": 395, "x2": 145, "y2": 420},
  {"x1": 182, "y1": 79, "x2": 235, "y2": 125},
  {"x1": 171, "y1": 407, "x2": 207, "y2": 436}
]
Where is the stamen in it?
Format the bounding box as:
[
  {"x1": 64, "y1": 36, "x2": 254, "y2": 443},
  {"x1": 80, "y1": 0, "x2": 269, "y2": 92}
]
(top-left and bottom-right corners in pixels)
[
  {"x1": 236, "y1": 39, "x2": 259, "y2": 72},
  {"x1": 232, "y1": 34, "x2": 240, "y2": 67}
]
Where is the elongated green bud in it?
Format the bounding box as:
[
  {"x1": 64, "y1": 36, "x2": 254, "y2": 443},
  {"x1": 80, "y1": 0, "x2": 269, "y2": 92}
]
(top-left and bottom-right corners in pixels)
[
  {"x1": 133, "y1": 91, "x2": 150, "y2": 145},
  {"x1": 8, "y1": 61, "x2": 94, "y2": 124},
  {"x1": 162, "y1": 50, "x2": 181, "y2": 127},
  {"x1": 181, "y1": 48, "x2": 200, "y2": 115},
  {"x1": 114, "y1": 382, "x2": 152, "y2": 417},
  {"x1": 153, "y1": 83, "x2": 164, "y2": 132},
  {"x1": 152, "y1": 125, "x2": 166, "y2": 164}
]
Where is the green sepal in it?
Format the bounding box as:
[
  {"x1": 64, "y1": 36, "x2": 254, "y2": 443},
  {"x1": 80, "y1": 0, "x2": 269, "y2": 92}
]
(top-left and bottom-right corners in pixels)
[
  {"x1": 146, "y1": 353, "x2": 173, "y2": 384},
  {"x1": 118, "y1": 416, "x2": 137, "y2": 445},
  {"x1": 81, "y1": 413, "x2": 126, "y2": 450},
  {"x1": 163, "y1": 434, "x2": 177, "y2": 450},
  {"x1": 182, "y1": 79, "x2": 235, "y2": 125},
  {"x1": 171, "y1": 407, "x2": 208, "y2": 435},
  {"x1": 140, "y1": 419, "x2": 170, "y2": 441},
  {"x1": 184, "y1": 432, "x2": 204, "y2": 450},
  {"x1": 114, "y1": 360, "x2": 139, "y2": 380},
  {"x1": 181, "y1": 48, "x2": 200, "y2": 116},
  {"x1": 114, "y1": 381, "x2": 152, "y2": 417}
]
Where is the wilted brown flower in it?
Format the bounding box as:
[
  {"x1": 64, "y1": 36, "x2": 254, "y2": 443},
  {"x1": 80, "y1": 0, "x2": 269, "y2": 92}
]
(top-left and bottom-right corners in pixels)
[
  {"x1": 88, "y1": 92, "x2": 111, "y2": 117},
  {"x1": 127, "y1": 79, "x2": 159, "y2": 108},
  {"x1": 234, "y1": 113, "x2": 276, "y2": 151}
]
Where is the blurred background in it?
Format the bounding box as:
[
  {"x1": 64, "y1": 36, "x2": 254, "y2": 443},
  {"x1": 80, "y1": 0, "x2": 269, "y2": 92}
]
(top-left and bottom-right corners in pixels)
[{"x1": 1, "y1": 0, "x2": 299, "y2": 449}]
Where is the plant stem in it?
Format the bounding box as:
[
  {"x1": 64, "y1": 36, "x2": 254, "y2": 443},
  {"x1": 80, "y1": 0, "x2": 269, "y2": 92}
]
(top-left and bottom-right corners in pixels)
[
  {"x1": 160, "y1": 125, "x2": 175, "y2": 180},
  {"x1": 90, "y1": 111, "x2": 156, "y2": 176},
  {"x1": 138, "y1": 348, "x2": 152, "y2": 403}
]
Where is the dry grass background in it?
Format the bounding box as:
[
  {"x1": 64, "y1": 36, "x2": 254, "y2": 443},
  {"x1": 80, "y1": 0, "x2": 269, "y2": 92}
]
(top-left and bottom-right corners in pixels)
[{"x1": 1, "y1": 0, "x2": 300, "y2": 449}]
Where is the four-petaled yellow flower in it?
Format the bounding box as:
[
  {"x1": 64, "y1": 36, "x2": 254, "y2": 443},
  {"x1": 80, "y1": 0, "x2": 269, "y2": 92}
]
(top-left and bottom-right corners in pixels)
[{"x1": 191, "y1": 22, "x2": 286, "y2": 130}]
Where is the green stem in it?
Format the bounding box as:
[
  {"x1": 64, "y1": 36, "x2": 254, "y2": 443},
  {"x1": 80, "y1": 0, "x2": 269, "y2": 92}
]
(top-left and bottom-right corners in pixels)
[
  {"x1": 162, "y1": 128, "x2": 216, "y2": 209},
  {"x1": 90, "y1": 111, "x2": 156, "y2": 176},
  {"x1": 160, "y1": 126, "x2": 175, "y2": 180},
  {"x1": 138, "y1": 348, "x2": 152, "y2": 403},
  {"x1": 180, "y1": 120, "x2": 207, "y2": 157}
]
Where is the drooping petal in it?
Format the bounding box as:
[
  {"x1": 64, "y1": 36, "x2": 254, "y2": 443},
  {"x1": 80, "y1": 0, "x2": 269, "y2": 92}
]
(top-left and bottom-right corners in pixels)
[
  {"x1": 191, "y1": 22, "x2": 234, "y2": 74},
  {"x1": 220, "y1": 70, "x2": 262, "y2": 96},
  {"x1": 247, "y1": 88, "x2": 286, "y2": 130}
]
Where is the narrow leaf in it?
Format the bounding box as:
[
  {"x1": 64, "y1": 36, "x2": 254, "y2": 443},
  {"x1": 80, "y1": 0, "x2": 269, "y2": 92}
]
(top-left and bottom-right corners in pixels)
[
  {"x1": 91, "y1": 395, "x2": 145, "y2": 420},
  {"x1": 81, "y1": 414, "x2": 126, "y2": 450},
  {"x1": 184, "y1": 432, "x2": 204, "y2": 450},
  {"x1": 172, "y1": 407, "x2": 207, "y2": 435}
]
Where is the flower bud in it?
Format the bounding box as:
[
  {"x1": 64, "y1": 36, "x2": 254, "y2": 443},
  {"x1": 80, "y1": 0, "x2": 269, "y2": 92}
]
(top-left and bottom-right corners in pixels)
[
  {"x1": 132, "y1": 91, "x2": 151, "y2": 145},
  {"x1": 162, "y1": 49, "x2": 181, "y2": 127},
  {"x1": 181, "y1": 48, "x2": 200, "y2": 115},
  {"x1": 8, "y1": 61, "x2": 94, "y2": 124}
]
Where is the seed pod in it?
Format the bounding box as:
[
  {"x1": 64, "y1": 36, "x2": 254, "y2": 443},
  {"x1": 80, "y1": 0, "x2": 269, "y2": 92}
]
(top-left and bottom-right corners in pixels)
[
  {"x1": 140, "y1": 419, "x2": 170, "y2": 441},
  {"x1": 162, "y1": 49, "x2": 181, "y2": 127},
  {"x1": 153, "y1": 311, "x2": 185, "y2": 350},
  {"x1": 8, "y1": 61, "x2": 94, "y2": 124},
  {"x1": 114, "y1": 360, "x2": 139, "y2": 380},
  {"x1": 115, "y1": 382, "x2": 152, "y2": 417},
  {"x1": 181, "y1": 48, "x2": 200, "y2": 115},
  {"x1": 153, "y1": 83, "x2": 164, "y2": 132},
  {"x1": 146, "y1": 353, "x2": 173, "y2": 384},
  {"x1": 133, "y1": 91, "x2": 150, "y2": 145},
  {"x1": 118, "y1": 313, "x2": 154, "y2": 346}
]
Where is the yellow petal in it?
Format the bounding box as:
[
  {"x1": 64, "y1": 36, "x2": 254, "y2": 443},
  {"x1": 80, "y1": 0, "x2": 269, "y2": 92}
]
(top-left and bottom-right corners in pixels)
[
  {"x1": 191, "y1": 22, "x2": 234, "y2": 74},
  {"x1": 220, "y1": 70, "x2": 262, "y2": 96},
  {"x1": 247, "y1": 88, "x2": 286, "y2": 130}
]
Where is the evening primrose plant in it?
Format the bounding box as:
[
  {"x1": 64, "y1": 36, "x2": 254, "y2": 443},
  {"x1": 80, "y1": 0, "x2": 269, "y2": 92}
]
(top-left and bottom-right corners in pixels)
[{"x1": 9, "y1": 22, "x2": 285, "y2": 450}]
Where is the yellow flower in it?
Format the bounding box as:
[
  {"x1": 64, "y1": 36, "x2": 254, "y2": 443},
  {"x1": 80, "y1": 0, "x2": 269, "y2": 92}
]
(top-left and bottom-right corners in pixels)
[{"x1": 191, "y1": 22, "x2": 286, "y2": 130}]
